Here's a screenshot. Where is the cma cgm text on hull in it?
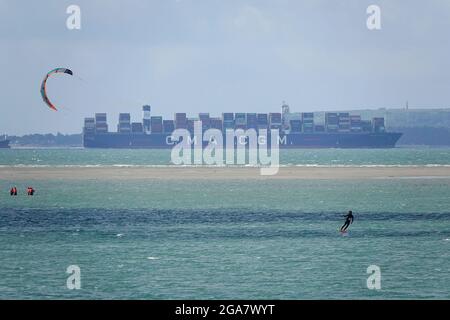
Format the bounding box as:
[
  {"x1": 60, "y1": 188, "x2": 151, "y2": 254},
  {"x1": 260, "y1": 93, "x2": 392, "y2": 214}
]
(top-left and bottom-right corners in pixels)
[{"x1": 83, "y1": 131, "x2": 402, "y2": 149}]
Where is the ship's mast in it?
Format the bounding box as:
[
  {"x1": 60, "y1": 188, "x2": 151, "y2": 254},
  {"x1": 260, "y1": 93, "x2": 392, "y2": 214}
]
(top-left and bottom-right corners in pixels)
[
  {"x1": 281, "y1": 101, "x2": 290, "y2": 131},
  {"x1": 406, "y1": 100, "x2": 410, "y2": 126},
  {"x1": 281, "y1": 101, "x2": 290, "y2": 114}
]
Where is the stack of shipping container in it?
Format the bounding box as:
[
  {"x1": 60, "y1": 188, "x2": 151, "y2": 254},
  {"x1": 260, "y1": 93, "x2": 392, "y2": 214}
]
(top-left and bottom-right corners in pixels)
[
  {"x1": 95, "y1": 113, "x2": 108, "y2": 133},
  {"x1": 84, "y1": 118, "x2": 95, "y2": 135},
  {"x1": 187, "y1": 119, "x2": 195, "y2": 133},
  {"x1": 131, "y1": 122, "x2": 143, "y2": 133},
  {"x1": 302, "y1": 113, "x2": 314, "y2": 133},
  {"x1": 223, "y1": 113, "x2": 235, "y2": 130},
  {"x1": 118, "y1": 113, "x2": 131, "y2": 133},
  {"x1": 235, "y1": 113, "x2": 247, "y2": 129},
  {"x1": 314, "y1": 124, "x2": 325, "y2": 132},
  {"x1": 210, "y1": 118, "x2": 223, "y2": 130},
  {"x1": 372, "y1": 117, "x2": 385, "y2": 133},
  {"x1": 151, "y1": 116, "x2": 163, "y2": 133},
  {"x1": 257, "y1": 113, "x2": 268, "y2": 132},
  {"x1": 269, "y1": 113, "x2": 282, "y2": 130},
  {"x1": 361, "y1": 120, "x2": 373, "y2": 132},
  {"x1": 85, "y1": 108, "x2": 388, "y2": 138},
  {"x1": 163, "y1": 120, "x2": 175, "y2": 133},
  {"x1": 325, "y1": 113, "x2": 339, "y2": 133},
  {"x1": 246, "y1": 113, "x2": 257, "y2": 130},
  {"x1": 175, "y1": 113, "x2": 187, "y2": 129},
  {"x1": 289, "y1": 119, "x2": 302, "y2": 133},
  {"x1": 199, "y1": 113, "x2": 211, "y2": 131},
  {"x1": 338, "y1": 113, "x2": 350, "y2": 133},
  {"x1": 350, "y1": 115, "x2": 362, "y2": 132}
]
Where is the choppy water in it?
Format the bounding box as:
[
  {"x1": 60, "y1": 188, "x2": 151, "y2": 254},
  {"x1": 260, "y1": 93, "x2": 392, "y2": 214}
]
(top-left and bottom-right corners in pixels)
[
  {"x1": 1, "y1": 147, "x2": 450, "y2": 166},
  {"x1": 0, "y1": 148, "x2": 450, "y2": 299}
]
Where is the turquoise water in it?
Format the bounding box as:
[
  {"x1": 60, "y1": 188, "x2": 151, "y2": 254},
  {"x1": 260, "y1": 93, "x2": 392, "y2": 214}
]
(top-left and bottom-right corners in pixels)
[
  {"x1": 2, "y1": 147, "x2": 450, "y2": 166},
  {"x1": 0, "y1": 148, "x2": 450, "y2": 299}
]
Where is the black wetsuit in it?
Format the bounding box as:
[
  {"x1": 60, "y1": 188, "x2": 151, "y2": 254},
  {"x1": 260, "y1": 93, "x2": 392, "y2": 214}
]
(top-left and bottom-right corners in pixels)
[{"x1": 340, "y1": 213, "x2": 354, "y2": 232}]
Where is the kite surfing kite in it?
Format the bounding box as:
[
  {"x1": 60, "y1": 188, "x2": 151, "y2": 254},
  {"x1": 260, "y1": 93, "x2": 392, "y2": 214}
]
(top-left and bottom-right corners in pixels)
[{"x1": 40, "y1": 68, "x2": 73, "y2": 111}]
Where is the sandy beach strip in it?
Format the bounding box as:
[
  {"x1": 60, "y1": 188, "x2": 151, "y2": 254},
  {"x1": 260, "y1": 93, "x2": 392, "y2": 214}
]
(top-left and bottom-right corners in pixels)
[{"x1": 1, "y1": 166, "x2": 450, "y2": 180}]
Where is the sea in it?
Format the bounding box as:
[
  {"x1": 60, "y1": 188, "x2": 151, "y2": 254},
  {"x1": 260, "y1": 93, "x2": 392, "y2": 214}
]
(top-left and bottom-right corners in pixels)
[{"x1": 0, "y1": 148, "x2": 449, "y2": 299}]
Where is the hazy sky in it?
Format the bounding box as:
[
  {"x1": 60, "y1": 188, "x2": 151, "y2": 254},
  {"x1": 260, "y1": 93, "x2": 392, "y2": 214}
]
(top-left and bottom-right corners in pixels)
[{"x1": 1, "y1": 0, "x2": 450, "y2": 134}]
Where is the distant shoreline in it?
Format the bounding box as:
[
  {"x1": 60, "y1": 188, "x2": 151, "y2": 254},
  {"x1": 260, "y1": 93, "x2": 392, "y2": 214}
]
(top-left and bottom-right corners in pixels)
[
  {"x1": 5, "y1": 146, "x2": 83, "y2": 149},
  {"x1": 1, "y1": 166, "x2": 450, "y2": 180}
]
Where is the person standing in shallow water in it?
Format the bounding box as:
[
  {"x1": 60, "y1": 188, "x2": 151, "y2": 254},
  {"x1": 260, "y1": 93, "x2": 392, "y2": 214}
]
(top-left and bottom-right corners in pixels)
[
  {"x1": 10, "y1": 187, "x2": 18, "y2": 196},
  {"x1": 340, "y1": 210, "x2": 354, "y2": 232}
]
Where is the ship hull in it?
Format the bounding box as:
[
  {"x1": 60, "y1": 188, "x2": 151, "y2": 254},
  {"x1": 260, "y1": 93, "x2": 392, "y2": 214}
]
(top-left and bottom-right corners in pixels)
[
  {"x1": 83, "y1": 132, "x2": 402, "y2": 149},
  {"x1": 283, "y1": 132, "x2": 402, "y2": 148}
]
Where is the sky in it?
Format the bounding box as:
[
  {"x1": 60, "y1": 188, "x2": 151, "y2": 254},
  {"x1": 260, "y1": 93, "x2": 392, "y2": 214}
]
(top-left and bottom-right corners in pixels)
[{"x1": 1, "y1": 0, "x2": 450, "y2": 135}]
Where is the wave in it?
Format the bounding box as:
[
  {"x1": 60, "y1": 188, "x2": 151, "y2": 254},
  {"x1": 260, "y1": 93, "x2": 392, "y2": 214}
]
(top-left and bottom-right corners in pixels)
[
  {"x1": 1, "y1": 164, "x2": 450, "y2": 168},
  {"x1": 2, "y1": 208, "x2": 449, "y2": 241}
]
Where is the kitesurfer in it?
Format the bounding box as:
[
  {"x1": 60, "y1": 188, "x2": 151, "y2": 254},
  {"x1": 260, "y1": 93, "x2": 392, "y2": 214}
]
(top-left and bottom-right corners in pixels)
[{"x1": 340, "y1": 210, "x2": 354, "y2": 232}]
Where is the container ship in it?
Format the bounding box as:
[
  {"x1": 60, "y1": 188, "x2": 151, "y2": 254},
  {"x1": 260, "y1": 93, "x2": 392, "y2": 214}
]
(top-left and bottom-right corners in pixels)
[{"x1": 83, "y1": 104, "x2": 402, "y2": 148}]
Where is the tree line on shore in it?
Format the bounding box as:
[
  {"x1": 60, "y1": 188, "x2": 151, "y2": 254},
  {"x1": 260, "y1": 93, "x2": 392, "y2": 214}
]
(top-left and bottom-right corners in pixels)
[{"x1": 6, "y1": 133, "x2": 82, "y2": 147}]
